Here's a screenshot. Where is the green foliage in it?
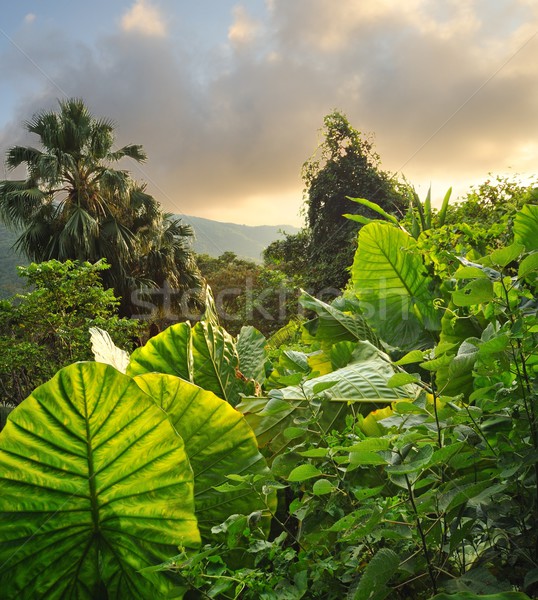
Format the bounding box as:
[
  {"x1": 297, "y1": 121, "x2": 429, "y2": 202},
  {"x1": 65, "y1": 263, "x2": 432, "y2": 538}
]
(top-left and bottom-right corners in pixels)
[
  {"x1": 0, "y1": 359, "x2": 276, "y2": 596},
  {"x1": 0, "y1": 259, "x2": 141, "y2": 406},
  {"x1": 132, "y1": 373, "x2": 275, "y2": 541},
  {"x1": 197, "y1": 251, "x2": 300, "y2": 336},
  {"x1": 127, "y1": 320, "x2": 254, "y2": 406},
  {"x1": 263, "y1": 228, "x2": 311, "y2": 282},
  {"x1": 156, "y1": 200, "x2": 537, "y2": 599},
  {"x1": 301, "y1": 110, "x2": 406, "y2": 291},
  {"x1": 1, "y1": 173, "x2": 538, "y2": 599},
  {"x1": 352, "y1": 222, "x2": 441, "y2": 349}
]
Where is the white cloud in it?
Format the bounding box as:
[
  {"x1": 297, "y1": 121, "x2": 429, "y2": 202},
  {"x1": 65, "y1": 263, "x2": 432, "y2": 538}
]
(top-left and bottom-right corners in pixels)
[
  {"x1": 228, "y1": 5, "x2": 261, "y2": 46},
  {"x1": 120, "y1": 0, "x2": 167, "y2": 37}
]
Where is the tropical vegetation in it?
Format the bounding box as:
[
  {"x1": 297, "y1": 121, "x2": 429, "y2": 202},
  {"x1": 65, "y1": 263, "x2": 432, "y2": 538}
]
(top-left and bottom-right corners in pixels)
[
  {"x1": 0, "y1": 98, "x2": 201, "y2": 316},
  {"x1": 0, "y1": 259, "x2": 141, "y2": 406},
  {"x1": 1, "y1": 101, "x2": 538, "y2": 599},
  {"x1": 299, "y1": 110, "x2": 407, "y2": 291},
  {"x1": 0, "y1": 176, "x2": 537, "y2": 598}
]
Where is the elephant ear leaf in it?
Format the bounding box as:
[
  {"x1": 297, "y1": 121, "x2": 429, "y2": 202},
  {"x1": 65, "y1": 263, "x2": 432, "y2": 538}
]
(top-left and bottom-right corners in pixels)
[
  {"x1": 0, "y1": 362, "x2": 200, "y2": 599},
  {"x1": 191, "y1": 320, "x2": 246, "y2": 406},
  {"x1": 127, "y1": 322, "x2": 249, "y2": 406},
  {"x1": 352, "y1": 222, "x2": 440, "y2": 349},
  {"x1": 134, "y1": 373, "x2": 276, "y2": 541},
  {"x1": 127, "y1": 321, "x2": 193, "y2": 381}
]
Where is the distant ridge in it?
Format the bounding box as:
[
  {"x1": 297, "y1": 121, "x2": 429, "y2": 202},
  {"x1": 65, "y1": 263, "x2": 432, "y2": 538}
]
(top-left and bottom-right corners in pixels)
[
  {"x1": 0, "y1": 217, "x2": 300, "y2": 298},
  {"x1": 180, "y1": 214, "x2": 299, "y2": 261}
]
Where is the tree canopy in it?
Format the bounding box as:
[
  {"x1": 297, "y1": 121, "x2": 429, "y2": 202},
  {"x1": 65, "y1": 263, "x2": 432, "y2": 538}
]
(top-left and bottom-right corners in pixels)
[
  {"x1": 302, "y1": 111, "x2": 406, "y2": 291},
  {"x1": 0, "y1": 98, "x2": 201, "y2": 316}
]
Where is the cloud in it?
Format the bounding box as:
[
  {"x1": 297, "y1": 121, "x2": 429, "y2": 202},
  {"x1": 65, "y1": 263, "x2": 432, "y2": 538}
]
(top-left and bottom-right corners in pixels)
[
  {"x1": 120, "y1": 0, "x2": 167, "y2": 37},
  {"x1": 1, "y1": 1, "x2": 538, "y2": 226},
  {"x1": 228, "y1": 5, "x2": 261, "y2": 47}
]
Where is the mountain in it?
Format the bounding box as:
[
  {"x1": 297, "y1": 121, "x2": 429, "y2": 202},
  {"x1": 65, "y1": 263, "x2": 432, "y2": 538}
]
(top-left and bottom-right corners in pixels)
[
  {"x1": 180, "y1": 214, "x2": 299, "y2": 261},
  {"x1": 0, "y1": 217, "x2": 299, "y2": 299}
]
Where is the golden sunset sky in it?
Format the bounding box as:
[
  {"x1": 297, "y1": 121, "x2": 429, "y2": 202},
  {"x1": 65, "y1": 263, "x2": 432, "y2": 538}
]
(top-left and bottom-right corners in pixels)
[{"x1": 1, "y1": 0, "x2": 537, "y2": 226}]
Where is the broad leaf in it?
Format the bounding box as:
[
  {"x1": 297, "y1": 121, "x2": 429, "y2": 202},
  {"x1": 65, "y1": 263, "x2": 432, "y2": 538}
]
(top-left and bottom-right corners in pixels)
[
  {"x1": 191, "y1": 321, "x2": 245, "y2": 405},
  {"x1": 236, "y1": 325, "x2": 267, "y2": 383},
  {"x1": 300, "y1": 290, "x2": 382, "y2": 349},
  {"x1": 238, "y1": 343, "x2": 418, "y2": 456},
  {"x1": 128, "y1": 322, "x2": 249, "y2": 406},
  {"x1": 128, "y1": 321, "x2": 193, "y2": 381},
  {"x1": 352, "y1": 222, "x2": 440, "y2": 349},
  {"x1": 133, "y1": 373, "x2": 275, "y2": 540},
  {"x1": 518, "y1": 252, "x2": 538, "y2": 279},
  {"x1": 288, "y1": 464, "x2": 322, "y2": 482},
  {"x1": 514, "y1": 204, "x2": 538, "y2": 252},
  {"x1": 452, "y1": 279, "x2": 494, "y2": 307},
  {"x1": 0, "y1": 362, "x2": 200, "y2": 599}
]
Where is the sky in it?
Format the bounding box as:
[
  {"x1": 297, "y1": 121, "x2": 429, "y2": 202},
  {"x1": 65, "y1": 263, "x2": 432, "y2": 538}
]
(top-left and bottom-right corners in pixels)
[{"x1": 0, "y1": 0, "x2": 537, "y2": 227}]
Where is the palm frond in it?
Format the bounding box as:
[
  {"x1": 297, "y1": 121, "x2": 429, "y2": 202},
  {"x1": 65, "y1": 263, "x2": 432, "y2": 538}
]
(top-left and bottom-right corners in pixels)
[
  {"x1": 98, "y1": 169, "x2": 130, "y2": 197},
  {"x1": 90, "y1": 118, "x2": 115, "y2": 159},
  {"x1": 109, "y1": 144, "x2": 147, "y2": 163},
  {"x1": 58, "y1": 205, "x2": 99, "y2": 260},
  {"x1": 0, "y1": 180, "x2": 46, "y2": 227},
  {"x1": 13, "y1": 209, "x2": 56, "y2": 261},
  {"x1": 100, "y1": 217, "x2": 136, "y2": 260},
  {"x1": 6, "y1": 146, "x2": 42, "y2": 170}
]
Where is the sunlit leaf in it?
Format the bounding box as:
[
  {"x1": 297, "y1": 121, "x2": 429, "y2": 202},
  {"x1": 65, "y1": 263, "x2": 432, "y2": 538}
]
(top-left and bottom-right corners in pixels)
[
  {"x1": 0, "y1": 362, "x2": 200, "y2": 598},
  {"x1": 133, "y1": 373, "x2": 275, "y2": 540}
]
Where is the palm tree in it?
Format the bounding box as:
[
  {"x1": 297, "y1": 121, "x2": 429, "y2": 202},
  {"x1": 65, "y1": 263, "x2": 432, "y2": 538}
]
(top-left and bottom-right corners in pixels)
[{"x1": 0, "y1": 98, "x2": 201, "y2": 316}]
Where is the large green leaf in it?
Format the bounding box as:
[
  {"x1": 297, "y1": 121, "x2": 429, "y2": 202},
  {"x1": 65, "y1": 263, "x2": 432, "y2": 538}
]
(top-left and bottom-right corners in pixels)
[
  {"x1": 127, "y1": 321, "x2": 249, "y2": 406},
  {"x1": 127, "y1": 321, "x2": 193, "y2": 381},
  {"x1": 133, "y1": 373, "x2": 276, "y2": 540},
  {"x1": 236, "y1": 325, "x2": 268, "y2": 383},
  {"x1": 0, "y1": 362, "x2": 200, "y2": 599},
  {"x1": 352, "y1": 222, "x2": 440, "y2": 349},
  {"x1": 514, "y1": 204, "x2": 538, "y2": 252},
  {"x1": 238, "y1": 342, "x2": 418, "y2": 457},
  {"x1": 300, "y1": 291, "x2": 382, "y2": 349},
  {"x1": 191, "y1": 321, "x2": 245, "y2": 405}
]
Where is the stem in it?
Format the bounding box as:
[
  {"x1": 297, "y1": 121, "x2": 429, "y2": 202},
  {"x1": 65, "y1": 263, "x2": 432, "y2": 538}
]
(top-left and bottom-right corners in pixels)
[
  {"x1": 500, "y1": 277, "x2": 538, "y2": 512},
  {"x1": 431, "y1": 378, "x2": 443, "y2": 450},
  {"x1": 405, "y1": 473, "x2": 438, "y2": 594}
]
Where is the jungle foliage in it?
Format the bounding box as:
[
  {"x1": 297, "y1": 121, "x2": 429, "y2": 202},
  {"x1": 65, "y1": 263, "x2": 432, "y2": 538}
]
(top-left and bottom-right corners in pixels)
[
  {"x1": 301, "y1": 111, "x2": 406, "y2": 292},
  {"x1": 196, "y1": 251, "x2": 302, "y2": 337},
  {"x1": 1, "y1": 182, "x2": 537, "y2": 599},
  {"x1": 0, "y1": 259, "x2": 141, "y2": 406}
]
